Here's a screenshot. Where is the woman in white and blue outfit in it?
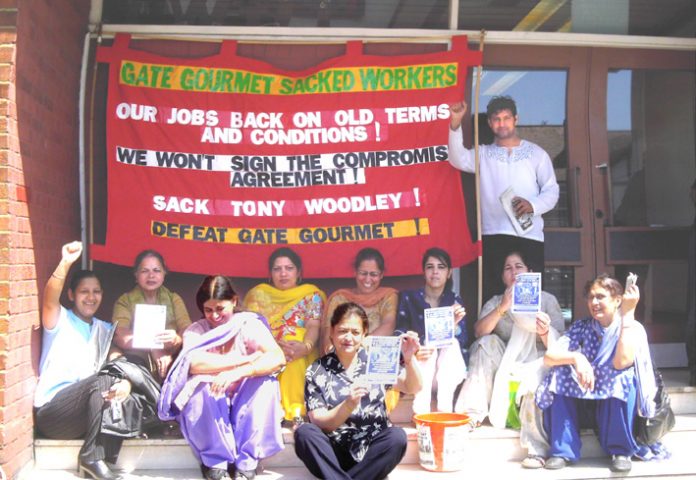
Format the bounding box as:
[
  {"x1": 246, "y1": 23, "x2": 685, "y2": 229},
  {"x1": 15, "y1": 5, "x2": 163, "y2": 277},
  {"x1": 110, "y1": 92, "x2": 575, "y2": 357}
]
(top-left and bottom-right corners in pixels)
[
  {"x1": 34, "y1": 242, "x2": 130, "y2": 480},
  {"x1": 536, "y1": 274, "x2": 665, "y2": 473}
]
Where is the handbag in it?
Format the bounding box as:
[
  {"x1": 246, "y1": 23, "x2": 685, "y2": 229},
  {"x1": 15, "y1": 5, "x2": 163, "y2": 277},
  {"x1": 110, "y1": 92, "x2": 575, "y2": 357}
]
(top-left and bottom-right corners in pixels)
[
  {"x1": 633, "y1": 367, "x2": 675, "y2": 445},
  {"x1": 99, "y1": 356, "x2": 162, "y2": 437}
]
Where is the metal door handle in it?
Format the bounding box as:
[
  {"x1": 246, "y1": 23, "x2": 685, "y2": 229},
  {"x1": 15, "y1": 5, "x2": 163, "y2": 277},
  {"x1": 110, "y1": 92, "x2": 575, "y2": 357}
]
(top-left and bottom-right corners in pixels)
[{"x1": 595, "y1": 163, "x2": 608, "y2": 169}]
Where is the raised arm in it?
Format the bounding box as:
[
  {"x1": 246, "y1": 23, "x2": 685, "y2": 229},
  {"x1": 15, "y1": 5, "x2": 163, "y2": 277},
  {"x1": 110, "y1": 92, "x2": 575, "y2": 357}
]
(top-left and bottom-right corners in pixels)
[
  {"x1": 613, "y1": 285, "x2": 642, "y2": 370},
  {"x1": 447, "y1": 101, "x2": 475, "y2": 173},
  {"x1": 395, "y1": 331, "x2": 422, "y2": 394},
  {"x1": 42, "y1": 241, "x2": 83, "y2": 330},
  {"x1": 474, "y1": 290, "x2": 511, "y2": 338}
]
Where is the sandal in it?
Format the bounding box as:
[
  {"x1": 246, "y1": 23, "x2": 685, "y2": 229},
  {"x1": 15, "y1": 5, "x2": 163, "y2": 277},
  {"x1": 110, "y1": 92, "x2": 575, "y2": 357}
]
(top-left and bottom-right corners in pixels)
[{"x1": 521, "y1": 455, "x2": 545, "y2": 469}]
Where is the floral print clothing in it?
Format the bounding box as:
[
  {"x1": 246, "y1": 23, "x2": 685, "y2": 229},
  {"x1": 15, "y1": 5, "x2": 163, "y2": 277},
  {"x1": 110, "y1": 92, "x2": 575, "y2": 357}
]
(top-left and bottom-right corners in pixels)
[
  {"x1": 273, "y1": 292, "x2": 323, "y2": 341},
  {"x1": 305, "y1": 349, "x2": 392, "y2": 462}
]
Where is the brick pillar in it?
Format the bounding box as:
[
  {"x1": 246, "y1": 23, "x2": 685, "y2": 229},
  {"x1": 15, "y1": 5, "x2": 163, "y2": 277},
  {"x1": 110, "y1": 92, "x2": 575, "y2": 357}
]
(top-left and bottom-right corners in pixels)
[
  {"x1": 0, "y1": 1, "x2": 91, "y2": 478},
  {"x1": 0, "y1": 4, "x2": 34, "y2": 477}
]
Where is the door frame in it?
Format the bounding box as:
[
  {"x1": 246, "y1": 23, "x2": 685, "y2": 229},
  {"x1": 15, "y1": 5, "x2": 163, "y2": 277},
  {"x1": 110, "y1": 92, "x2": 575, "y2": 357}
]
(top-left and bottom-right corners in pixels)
[
  {"x1": 474, "y1": 44, "x2": 694, "y2": 339},
  {"x1": 468, "y1": 44, "x2": 595, "y2": 318}
]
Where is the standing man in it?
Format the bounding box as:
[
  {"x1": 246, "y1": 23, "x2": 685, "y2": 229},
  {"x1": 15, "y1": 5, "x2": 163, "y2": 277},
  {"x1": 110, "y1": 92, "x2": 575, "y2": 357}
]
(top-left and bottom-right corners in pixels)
[{"x1": 448, "y1": 96, "x2": 559, "y2": 301}]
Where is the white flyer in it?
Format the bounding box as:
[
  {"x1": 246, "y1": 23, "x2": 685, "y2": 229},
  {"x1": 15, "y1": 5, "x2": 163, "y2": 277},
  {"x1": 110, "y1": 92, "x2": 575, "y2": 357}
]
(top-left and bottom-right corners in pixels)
[
  {"x1": 132, "y1": 303, "x2": 166, "y2": 349},
  {"x1": 512, "y1": 272, "x2": 542, "y2": 314},
  {"x1": 499, "y1": 186, "x2": 533, "y2": 236},
  {"x1": 365, "y1": 336, "x2": 401, "y2": 385},
  {"x1": 424, "y1": 306, "x2": 455, "y2": 348}
]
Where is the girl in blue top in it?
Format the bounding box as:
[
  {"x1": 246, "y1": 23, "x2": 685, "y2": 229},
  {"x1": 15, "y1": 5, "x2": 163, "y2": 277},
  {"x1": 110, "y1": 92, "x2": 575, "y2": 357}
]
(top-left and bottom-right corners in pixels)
[
  {"x1": 396, "y1": 247, "x2": 467, "y2": 414},
  {"x1": 34, "y1": 242, "x2": 131, "y2": 480}
]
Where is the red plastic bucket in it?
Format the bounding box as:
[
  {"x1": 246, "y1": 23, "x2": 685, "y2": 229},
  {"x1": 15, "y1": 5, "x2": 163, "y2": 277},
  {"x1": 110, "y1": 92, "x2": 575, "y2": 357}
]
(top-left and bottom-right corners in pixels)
[{"x1": 413, "y1": 412, "x2": 471, "y2": 472}]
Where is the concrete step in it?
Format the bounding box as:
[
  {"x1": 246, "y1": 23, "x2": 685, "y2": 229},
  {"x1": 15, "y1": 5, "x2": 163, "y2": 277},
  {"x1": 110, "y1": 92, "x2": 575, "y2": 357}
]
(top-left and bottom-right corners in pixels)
[
  {"x1": 661, "y1": 368, "x2": 696, "y2": 415},
  {"x1": 33, "y1": 414, "x2": 696, "y2": 472},
  {"x1": 25, "y1": 427, "x2": 696, "y2": 480},
  {"x1": 32, "y1": 368, "x2": 696, "y2": 474},
  {"x1": 388, "y1": 367, "x2": 696, "y2": 423}
]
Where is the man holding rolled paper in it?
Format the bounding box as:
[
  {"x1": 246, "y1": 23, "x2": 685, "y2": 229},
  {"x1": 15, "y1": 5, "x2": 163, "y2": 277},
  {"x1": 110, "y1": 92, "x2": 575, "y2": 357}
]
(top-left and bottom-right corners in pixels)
[{"x1": 447, "y1": 96, "x2": 559, "y2": 301}]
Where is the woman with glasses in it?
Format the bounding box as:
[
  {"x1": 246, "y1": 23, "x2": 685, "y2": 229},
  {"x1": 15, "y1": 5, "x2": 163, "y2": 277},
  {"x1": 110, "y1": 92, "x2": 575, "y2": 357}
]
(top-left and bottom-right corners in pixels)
[
  {"x1": 536, "y1": 275, "x2": 662, "y2": 473},
  {"x1": 159, "y1": 275, "x2": 285, "y2": 480},
  {"x1": 113, "y1": 250, "x2": 191, "y2": 381},
  {"x1": 243, "y1": 247, "x2": 326, "y2": 423},
  {"x1": 321, "y1": 248, "x2": 398, "y2": 354}
]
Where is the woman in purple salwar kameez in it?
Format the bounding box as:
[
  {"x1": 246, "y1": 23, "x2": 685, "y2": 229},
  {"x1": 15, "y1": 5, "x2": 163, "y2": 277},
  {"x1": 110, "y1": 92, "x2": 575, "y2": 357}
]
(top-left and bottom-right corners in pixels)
[
  {"x1": 536, "y1": 274, "x2": 666, "y2": 474},
  {"x1": 158, "y1": 276, "x2": 285, "y2": 480}
]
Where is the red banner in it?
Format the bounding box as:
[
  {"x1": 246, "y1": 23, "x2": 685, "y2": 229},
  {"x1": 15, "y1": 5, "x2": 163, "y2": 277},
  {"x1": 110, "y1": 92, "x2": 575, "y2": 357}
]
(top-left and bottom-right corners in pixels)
[{"x1": 91, "y1": 34, "x2": 482, "y2": 278}]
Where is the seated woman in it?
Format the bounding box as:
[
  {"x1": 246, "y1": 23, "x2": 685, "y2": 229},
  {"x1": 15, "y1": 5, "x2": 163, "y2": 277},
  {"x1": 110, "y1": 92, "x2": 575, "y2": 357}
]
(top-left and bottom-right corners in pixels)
[
  {"x1": 34, "y1": 242, "x2": 131, "y2": 480},
  {"x1": 242, "y1": 247, "x2": 325, "y2": 422},
  {"x1": 536, "y1": 274, "x2": 662, "y2": 473},
  {"x1": 396, "y1": 247, "x2": 467, "y2": 414},
  {"x1": 454, "y1": 251, "x2": 564, "y2": 432},
  {"x1": 321, "y1": 248, "x2": 398, "y2": 354},
  {"x1": 159, "y1": 276, "x2": 285, "y2": 480},
  {"x1": 294, "y1": 302, "x2": 422, "y2": 480},
  {"x1": 113, "y1": 250, "x2": 191, "y2": 381}
]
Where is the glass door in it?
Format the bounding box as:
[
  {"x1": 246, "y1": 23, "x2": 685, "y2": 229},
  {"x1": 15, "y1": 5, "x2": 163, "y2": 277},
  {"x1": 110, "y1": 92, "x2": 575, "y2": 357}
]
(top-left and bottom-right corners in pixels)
[
  {"x1": 588, "y1": 48, "x2": 695, "y2": 363},
  {"x1": 463, "y1": 45, "x2": 694, "y2": 366}
]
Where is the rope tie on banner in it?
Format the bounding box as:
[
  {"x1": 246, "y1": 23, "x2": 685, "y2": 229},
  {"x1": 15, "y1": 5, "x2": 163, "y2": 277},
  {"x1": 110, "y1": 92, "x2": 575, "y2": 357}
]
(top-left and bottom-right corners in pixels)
[{"x1": 474, "y1": 29, "x2": 486, "y2": 313}]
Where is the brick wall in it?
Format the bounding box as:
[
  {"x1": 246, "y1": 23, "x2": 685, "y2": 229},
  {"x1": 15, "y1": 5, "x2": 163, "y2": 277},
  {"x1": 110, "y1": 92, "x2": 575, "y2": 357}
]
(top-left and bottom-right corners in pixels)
[{"x1": 0, "y1": 1, "x2": 90, "y2": 478}]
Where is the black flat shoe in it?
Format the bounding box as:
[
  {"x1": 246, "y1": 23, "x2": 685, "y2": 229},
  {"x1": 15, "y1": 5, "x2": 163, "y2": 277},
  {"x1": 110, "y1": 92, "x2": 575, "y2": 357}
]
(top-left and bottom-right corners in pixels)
[
  {"x1": 77, "y1": 459, "x2": 122, "y2": 480},
  {"x1": 234, "y1": 469, "x2": 256, "y2": 480},
  {"x1": 610, "y1": 455, "x2": 632, "y2": 472},
  {"x1": 205, "y1": 467, "x2": 230, "y2": 480}
]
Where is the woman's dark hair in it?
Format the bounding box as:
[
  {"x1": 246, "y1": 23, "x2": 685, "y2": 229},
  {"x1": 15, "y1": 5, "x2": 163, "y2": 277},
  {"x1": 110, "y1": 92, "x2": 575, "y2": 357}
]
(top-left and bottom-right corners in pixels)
[
  {"x1": 330, "y1": 302, "x2": 369, "y2": 333},
  {"x1": 422, "y1": 247, "x2": 453, "y2": 291},
  {"x1": 133, "y1": 249, "x2": 168, "y2": 274},
  {"x1": 353, "y1": 247, "x2": 385, "y2": 272},
  {"x1": 268, "y1": 247, "x2": 302, "y2": 275},
  {"x1": 68, "y1": 270, "x2": 101, "y2": 293},
  {"x1": 196, "y1": 275, "x2": 239, "y2": 313},
  {"x1": 502, "y1": 251, "x2": 530, "y2": 272},
  {"x1": 584, "y1": 273, "x2": 624, "y2": 299}
]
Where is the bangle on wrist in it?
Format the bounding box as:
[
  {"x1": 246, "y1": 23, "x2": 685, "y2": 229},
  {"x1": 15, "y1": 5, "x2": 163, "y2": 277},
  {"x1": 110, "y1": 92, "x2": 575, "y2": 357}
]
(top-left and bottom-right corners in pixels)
[
  {"x1": 304, "y1": 341, "x2": 314, "y2": 353},
  {"x1": 496, "y1": 304, "x2": 507, "y2": 317},
  {"x1": 51, "y1": 272, "x2": 66, "y2": 280}
]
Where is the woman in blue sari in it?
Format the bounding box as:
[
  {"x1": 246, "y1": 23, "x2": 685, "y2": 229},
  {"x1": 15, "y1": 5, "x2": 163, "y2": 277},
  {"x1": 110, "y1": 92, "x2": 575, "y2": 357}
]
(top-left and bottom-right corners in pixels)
[{"x1": 536, "y1": 274, "x2": 664, "y2": 473}]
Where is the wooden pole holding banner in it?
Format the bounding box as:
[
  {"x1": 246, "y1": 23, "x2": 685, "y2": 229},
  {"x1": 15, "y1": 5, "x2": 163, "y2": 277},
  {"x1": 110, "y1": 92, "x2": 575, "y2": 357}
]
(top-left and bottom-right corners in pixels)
[
  {"x1": 474, "y1": 30, "x2": 486, "y2": 314},
  {"x1": 87, "y1": 35, "x2": 100, "y2": 271}
]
